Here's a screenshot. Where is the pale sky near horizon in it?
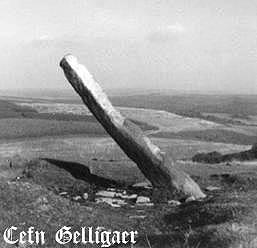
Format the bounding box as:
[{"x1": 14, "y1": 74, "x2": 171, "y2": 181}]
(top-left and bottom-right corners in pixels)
[{"x1": 0, "y1": 0, "x2": 256, "y2": 93}]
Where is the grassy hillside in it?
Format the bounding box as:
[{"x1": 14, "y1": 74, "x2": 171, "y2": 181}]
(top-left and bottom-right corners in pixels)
[
  {"x1": 111, "y1": 94, "x2": 257, "y2": 118},
  {"x1": 0, "y1": 100, "x2": 156, "y2": 140},
  {"x1": 0, "y1": 99, "x2": 36, "y2": 118}
]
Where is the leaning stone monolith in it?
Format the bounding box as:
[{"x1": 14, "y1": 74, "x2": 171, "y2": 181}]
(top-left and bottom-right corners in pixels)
[{"x1": 60, "y1": 55, "x2": 206, "y2": 200}]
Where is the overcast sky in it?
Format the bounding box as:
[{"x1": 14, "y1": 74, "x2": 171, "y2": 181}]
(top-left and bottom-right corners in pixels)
[{"x1": 0, "y1": 0, "x2": 256, "y2": 93}]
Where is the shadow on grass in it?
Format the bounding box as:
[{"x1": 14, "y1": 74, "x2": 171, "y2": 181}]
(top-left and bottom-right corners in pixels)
[{"x1": 41, "y1": 158, "x2": 122, "y2": 188}]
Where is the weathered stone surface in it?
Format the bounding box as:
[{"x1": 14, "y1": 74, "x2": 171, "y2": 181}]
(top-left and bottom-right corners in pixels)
[{"x1": 60, "y1": 55, "x2": 206, "y2": 200}]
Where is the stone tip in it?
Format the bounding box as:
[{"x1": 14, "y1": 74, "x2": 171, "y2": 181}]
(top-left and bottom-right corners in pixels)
[{"x1": 60, "y1": 54, "x2": 77, "y2": 68}]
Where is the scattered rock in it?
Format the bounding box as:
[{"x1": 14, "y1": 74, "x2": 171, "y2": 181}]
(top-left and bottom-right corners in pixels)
[
  {"x1": 72, "y1": 196, "x2": 82, "y2": 201},
  {"x1": 96, "y1": 190, "x2": 116, "y2": 198},
  {"x1": 121, "y1": 194, "x2": 138, "y2": 200},
  {"x1": 116, "y1": 193, "x2": 137, "y2": 200},
  {"x1": 206, "y1": 186, "x2": 221, "y2": 192},
  {"x1": 132, "y1": 182, "x2": 152, "y2": 189},
  {"x1": 96, "y1": 197, "x2": 113, "y2": 205},
  {"x1": 114, "y1": 192, "x2": 122, "y2": 198},
  {"x1": 136, "y1": 196, "x2": 151, "y2": 204},
  {"x1": 168, "y1": 200, "x2": 181, "y2": 206},
  {"x1": 107, "y1": 188, "x2": 116, "y2": 192},
  {"x1": 59, "y1": 192, "x2": 68, "y2": 196},
  {"x1": 136, "y1": 196, "x2": 153, "y2": 206},
  {"x1": 185, "y1": 196, "x2": 196, "y2": 202},
  {"x1": 96, "y1": 197, "x2": 127, "y2": 208},
  {"x1": 83, "y1": 193, "x2": 89, "y2": 200},
  {"x1": 112, "y1": 199, "x2": 127, "y2": 206},
  {"x1": 110, "y1": 203, "x2": 121, "y2": 208}
]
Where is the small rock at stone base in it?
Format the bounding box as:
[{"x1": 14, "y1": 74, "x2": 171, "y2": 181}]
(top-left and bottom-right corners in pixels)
[
  {"x1": 185, "y1": 196, "x2": 196, "y2": 202},
  {"x1": 132, "y1": 182, "x2": 152, "y2": 189},
  {"x1": 83, "y1": 193, "x2": 89, "y2": 200},
  {"x1": 136, "y1": 196, "x2": 151, "y2": 204},
  {"x1": 72, "y1": 196, "x2": 82, "y2": 201},
  {"x1": 96, "y1": 190, "x2": 116, "y2": 198},
  {"x1": 206, "y1": 186, "x2": 221, "y2": 191}
]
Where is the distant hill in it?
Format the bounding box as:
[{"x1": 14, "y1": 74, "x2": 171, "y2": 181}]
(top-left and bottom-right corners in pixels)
[
  {"x1": 1, "y1": 90, "x2": 257, "y2": 118},
  {"x1": 111, "y1": 94, "x2": 257, "y2": 117}
]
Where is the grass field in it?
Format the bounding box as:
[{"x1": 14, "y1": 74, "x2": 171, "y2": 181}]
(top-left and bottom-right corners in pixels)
[
  {"x1": 0, "y1": 137, "x2": 257, "y2": 247},
  {"x1": 1, "y1": 94, "x2": 257, "y2": 247},
  {"x1": 0, "y1": 118, "x2": 107, "y2": 139}
]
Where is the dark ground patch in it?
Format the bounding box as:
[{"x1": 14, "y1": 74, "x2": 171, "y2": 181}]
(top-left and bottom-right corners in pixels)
[{"x1": 192, "y1": 143, "x2": 257, "y2": 163}]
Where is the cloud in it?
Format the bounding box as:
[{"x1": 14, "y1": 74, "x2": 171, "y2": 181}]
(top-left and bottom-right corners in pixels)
[
  {"x1": 166, "y1": 23, "x2": 185, "y2": 33},
  {"x1": 38, "y1": 35, "x2": 50, "y2": 41},
  {"x1": 147, "y1": 23, "x2": 185, "y2": 43}
]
